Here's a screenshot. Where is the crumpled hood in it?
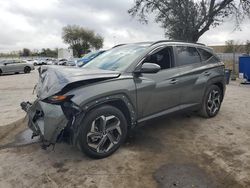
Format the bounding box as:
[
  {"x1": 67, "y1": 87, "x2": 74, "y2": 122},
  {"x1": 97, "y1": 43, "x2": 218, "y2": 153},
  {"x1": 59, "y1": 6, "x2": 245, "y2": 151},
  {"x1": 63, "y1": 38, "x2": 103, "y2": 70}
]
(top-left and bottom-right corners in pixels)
[{"x1": 36, "y1": 65, "x2": 120, "y2": 99}]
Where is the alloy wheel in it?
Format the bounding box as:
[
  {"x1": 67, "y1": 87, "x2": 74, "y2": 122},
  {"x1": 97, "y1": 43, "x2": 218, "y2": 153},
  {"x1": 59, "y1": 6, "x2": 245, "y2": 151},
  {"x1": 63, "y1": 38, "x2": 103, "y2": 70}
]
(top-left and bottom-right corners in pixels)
[
  {"x1": 207, "y1": 89, "x2": 221, "y2": 115},
  {"x1": 86, "y1": 115, "x2": 122, "y2": 153}
]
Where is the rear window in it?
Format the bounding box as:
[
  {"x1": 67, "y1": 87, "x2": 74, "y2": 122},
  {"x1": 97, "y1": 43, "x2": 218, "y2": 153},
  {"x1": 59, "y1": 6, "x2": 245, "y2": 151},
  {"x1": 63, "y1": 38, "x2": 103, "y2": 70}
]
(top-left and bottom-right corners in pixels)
[
  {"x1": 198, "y1": 48, "x2": 213, "y2": 61},
  {"x1": 198, "y1": 48, "x2": 220, "y2": 63},
  {"x1": 176, "y1": 46, "x2": 201, "y2": 66}
]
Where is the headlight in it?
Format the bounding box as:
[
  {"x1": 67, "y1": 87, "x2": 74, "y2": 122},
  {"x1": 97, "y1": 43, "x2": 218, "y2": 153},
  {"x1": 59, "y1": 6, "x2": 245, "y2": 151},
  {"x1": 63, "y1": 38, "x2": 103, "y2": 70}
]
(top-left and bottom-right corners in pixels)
[{"x1": 45, "y1": 95, "x2": 74, "y2": 104}]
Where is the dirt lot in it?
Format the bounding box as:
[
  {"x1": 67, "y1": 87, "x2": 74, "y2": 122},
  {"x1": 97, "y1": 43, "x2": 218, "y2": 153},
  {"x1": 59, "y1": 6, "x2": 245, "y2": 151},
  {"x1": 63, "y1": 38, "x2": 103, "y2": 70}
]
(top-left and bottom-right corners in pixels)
[
  {"x1": 0, "y1": 70, "x2": 250, "y2": 188},
  {"x1": 0, "y1": 71, "x2": 37, "y2": 126}
]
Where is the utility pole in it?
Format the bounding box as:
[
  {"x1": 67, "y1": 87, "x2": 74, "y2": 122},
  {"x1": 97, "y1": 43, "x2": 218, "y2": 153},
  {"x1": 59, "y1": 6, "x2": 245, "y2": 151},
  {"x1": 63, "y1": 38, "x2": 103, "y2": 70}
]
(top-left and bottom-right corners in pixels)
[{"x1": 231, "y1": 44, "x2": 236, "y2": 80}]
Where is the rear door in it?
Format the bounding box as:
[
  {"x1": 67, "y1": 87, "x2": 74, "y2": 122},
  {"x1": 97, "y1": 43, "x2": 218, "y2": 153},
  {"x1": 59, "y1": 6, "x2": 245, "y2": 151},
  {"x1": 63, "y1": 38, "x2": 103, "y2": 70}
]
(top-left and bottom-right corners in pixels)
[
  {"x1": 173, "y1": 45, "x2": 204, "y2": 106},
  {"x1": 13, "y1": 60, "x2": 24, "y2": 72}
]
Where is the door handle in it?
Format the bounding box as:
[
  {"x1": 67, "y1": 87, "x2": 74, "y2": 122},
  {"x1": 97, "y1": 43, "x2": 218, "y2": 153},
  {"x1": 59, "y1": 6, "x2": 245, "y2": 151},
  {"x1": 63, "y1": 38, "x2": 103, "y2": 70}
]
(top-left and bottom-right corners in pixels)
[
  {"x1": 204, "y1": 71, "x2": 211, "y2": 76},
  {"x1": 170, "y1": 79, "x2": 178, "y2": 84}
]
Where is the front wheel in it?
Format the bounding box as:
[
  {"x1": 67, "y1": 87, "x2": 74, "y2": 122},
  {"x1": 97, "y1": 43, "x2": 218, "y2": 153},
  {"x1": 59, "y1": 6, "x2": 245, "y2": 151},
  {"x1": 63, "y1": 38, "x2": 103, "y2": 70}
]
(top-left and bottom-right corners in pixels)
[
  {"x1": 77, "y1": 105, "x2": 128, "y2": 159},
  {"x1": 199, "y1": 85, "x2": 222, "y2": 118}
]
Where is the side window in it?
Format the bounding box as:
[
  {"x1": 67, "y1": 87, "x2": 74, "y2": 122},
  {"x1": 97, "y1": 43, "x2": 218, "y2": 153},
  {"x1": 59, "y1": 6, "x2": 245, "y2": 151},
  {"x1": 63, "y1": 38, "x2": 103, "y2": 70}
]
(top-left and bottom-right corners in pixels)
[
  {"x1": 144, "y1": 47, "x2": 172, "y2": 70},
  {"x1": 176, "y1": 46, "x2": 201, "y2": 66},
  {"x1": 198, "y1": 48, "x2": 220, "y2": 63},
  {"x1": 198, "y1": 48, "x2": 212, "y2": 61},
  {"x1": 6, "y1": 61, "x2": 13, "y2": 65}
]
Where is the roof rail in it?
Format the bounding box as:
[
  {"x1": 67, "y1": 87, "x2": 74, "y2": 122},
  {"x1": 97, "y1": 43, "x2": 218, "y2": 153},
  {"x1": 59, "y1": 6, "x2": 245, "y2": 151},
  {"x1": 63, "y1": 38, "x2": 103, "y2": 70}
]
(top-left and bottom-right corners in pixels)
[
  {"x1": 112, "y1": 44, "x2": 126, "y2": 48},
  {"x1": 151, "y1": 40, "x2": 205, "y2": 46},
  {"x1": 196, "y1": 42, "x2": 206, "y2": 46}
]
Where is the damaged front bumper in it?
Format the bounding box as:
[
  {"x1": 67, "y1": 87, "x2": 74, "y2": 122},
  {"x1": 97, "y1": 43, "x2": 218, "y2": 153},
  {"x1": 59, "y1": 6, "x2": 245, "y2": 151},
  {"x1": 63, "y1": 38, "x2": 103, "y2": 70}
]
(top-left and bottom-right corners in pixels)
[{"x1": 21, "y1": 100, "x2": 68, "y2": 146}]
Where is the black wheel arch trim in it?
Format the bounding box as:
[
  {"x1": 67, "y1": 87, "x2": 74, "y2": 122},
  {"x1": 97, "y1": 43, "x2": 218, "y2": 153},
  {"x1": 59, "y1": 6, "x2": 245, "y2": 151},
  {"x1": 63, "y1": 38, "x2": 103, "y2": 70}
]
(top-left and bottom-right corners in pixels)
[
  {"x1": 69, "y1": 94, "x2": 136, "y2": 146},
  {"x1": 81, "y1": 94, "x2": 137, "y2": 126},
  {"x1": 203, "y1": 75, "x2": 226, "y2": 102}
]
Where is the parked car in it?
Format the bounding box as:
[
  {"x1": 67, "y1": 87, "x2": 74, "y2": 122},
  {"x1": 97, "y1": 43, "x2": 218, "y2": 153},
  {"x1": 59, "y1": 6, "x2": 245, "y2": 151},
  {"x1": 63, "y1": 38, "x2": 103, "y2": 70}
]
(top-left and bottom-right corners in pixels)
[
  {"x1": 21, "y1": 41, "x2": 226, "y2": 158},
  {"x1": 37, "y1": 58, "x2": 52, "y2": 65},
  {"x1": 57, "y1": 59, "x2": 68, "y2": 66},
  {"x1": 77, "y1": 50, "x2": 106, "y2": 67},
  {"x1": 66, "y1": 60, "x2": 77, "y2": 66},
  {"x1": 0, "y1": 59, "x2": 34, "y2": 75},
  {"x1": 47, "y1": 59, "x2": 57, "y2": 65},
  {"x1": 24, "y1": 59, "x2": 39, "y2": 66}
]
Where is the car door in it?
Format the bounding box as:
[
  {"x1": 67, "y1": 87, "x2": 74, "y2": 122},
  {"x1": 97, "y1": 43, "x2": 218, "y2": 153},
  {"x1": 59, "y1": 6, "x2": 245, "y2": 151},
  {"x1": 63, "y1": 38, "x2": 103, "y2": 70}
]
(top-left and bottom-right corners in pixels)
[
  {"x1": 173, "y1": 45, "x2": 204, "y2": 107},
  {"x1": 14, "y1": 60, "x2": 24, "y2": 72},
  {"x1": 3, "y1": 61, "x2": 17, "y2": 73},
  {"x1": 134, "y1": 46, "x2": 182, "y2": 120}
]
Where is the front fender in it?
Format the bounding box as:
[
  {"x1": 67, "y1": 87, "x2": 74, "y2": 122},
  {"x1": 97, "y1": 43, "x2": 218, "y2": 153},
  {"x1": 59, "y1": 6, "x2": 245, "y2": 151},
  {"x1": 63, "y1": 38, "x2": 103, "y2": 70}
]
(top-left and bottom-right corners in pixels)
[
  {"x1": 69, "y1": 94, "x2": 137, "y2": 147},
  {"x1": 81, "y1": 94, "x2": 136, "y2": 125}
]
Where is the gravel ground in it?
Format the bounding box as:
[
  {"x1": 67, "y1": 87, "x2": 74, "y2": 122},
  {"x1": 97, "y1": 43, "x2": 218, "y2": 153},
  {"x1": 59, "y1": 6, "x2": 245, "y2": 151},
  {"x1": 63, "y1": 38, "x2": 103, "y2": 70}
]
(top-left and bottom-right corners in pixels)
[{"x1": 0, "y1": 71, "x2": 250, "y2": 187}]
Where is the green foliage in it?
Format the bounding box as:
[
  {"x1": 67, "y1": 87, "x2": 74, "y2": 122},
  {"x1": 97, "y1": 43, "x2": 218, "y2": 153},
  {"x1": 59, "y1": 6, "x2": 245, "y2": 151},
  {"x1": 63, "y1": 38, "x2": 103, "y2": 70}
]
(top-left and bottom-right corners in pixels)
[
  {"x1": 21, "y1": 48, "x2": 31, "y2": 57},
  {"x1": 224, "y1": 40, "x2": 235, "y2": 53},
  {"x1": 128, "y1": 0, "x2": 250, "y2": 42},
  {"x1": 245, "y1": 40, "x2": 250, "y2": 55},
  {"x1": 0, "y1": 48, "x2": 58, "y2": 58},
  {"x1": 224, "y1": 40, "x2": 250, "y2": 53},
  {"x1": 39, "y1": 48, "x2": 58, "y2": 57},
  {"x1": 62, "y1": 25, "x2": 104, "y2": 57}
]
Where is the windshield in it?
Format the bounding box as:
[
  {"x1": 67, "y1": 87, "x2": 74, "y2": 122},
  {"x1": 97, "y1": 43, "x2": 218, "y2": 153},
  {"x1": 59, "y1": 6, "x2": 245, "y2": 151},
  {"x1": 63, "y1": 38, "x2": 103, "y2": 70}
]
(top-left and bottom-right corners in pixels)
[
  {"x1": 82, "y1": 51, "x2": 100, "y2": 59},
  {"x1": 83, "y1": 44, "x2": 147, "y2": 71}
]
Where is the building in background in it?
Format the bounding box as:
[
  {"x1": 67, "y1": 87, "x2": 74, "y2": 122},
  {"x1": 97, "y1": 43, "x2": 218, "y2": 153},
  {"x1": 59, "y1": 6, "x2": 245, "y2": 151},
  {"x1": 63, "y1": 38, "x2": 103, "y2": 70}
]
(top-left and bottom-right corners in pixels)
[{"x1": 58, "y1": 48, "x2": 73, "y2": 59}]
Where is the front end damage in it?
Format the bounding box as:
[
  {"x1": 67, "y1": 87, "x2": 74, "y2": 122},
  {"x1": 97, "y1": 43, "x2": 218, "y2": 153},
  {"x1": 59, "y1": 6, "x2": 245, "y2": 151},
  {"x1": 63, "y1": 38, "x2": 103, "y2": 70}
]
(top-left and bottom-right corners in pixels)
[
  {"x1": 20, "y1": 100, "x2": 77, "y2": 148},
  {"x1": 20, "y1": 66, "x2": 120, "y2": 149}
]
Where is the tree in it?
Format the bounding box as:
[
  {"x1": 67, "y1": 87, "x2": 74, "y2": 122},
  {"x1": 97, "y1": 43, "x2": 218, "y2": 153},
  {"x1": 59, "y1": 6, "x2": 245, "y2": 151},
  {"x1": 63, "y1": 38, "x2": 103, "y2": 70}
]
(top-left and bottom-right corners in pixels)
[
  {"x1": 224, "y1": 40, "x2": 235, "y2": 53},
  {"x1": 22, "y1": 48, "x2": 31, "y2": 57},
  {"x1": 245, "y1": 40, "x2": 250, "y2": 55},
  {"x1": 62, "y1": 25, "x2": 104, "y2": 57},
  {"x1": 224, "y1": 40, "x2": 246, "y2": 53},
  {"x1": 39, "y1": 48, "x2": 58, "y2": 57},
  {"x1": 128, "y1": 0, "x2": 250, "y2": 42}
]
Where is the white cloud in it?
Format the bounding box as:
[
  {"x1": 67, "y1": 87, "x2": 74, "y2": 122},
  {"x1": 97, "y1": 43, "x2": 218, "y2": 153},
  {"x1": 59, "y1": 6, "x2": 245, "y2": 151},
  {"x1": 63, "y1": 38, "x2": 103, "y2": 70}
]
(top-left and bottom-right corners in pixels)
[
  {"x1": 199, "y1": 19, "x2": 250, "y2": 45},
  {"x1": 0, "y1": 0, "x2": 249, "y2": 52}
]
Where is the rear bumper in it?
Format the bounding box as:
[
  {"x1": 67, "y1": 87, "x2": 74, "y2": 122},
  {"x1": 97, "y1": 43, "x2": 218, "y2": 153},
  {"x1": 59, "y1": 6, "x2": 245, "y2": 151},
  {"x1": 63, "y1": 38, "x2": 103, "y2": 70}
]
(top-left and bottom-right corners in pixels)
[{"x1": 21, "y1": 100, "x2": 68, "y2": 144}]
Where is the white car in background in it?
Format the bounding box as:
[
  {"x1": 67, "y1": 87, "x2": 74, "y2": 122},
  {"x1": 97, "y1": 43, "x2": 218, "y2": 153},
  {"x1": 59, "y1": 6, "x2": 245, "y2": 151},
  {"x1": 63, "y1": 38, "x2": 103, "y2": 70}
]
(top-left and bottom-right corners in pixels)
[
  {"x1": 24, "y1": 59, "x2": 39, "y2": 66},
  {"x1": 46, "y1": 59, "x2": 57, "y2": 65},
  {"x1": 0, "y1": 59, "x2": 34, "y2": 75},
  {"x1": 57, "y1": 58, "x2": 68, "y2": 65}
]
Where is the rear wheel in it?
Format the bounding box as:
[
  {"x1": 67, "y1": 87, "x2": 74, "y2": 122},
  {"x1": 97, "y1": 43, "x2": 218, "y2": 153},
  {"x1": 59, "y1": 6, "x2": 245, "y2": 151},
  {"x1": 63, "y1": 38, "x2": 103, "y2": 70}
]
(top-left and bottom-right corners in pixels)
[
  {"x1": 24, "y1": 66, "x2": 31, "y2": 73},
  {"x1": 199, "y1": 85, "x2": 222, "y2": 118},
  {"x1": 0, "y1": 69, "x2": 2, "y2": 75},
  {"x1": 77, "y1": 105, "x2": 127, "y2": 159}
]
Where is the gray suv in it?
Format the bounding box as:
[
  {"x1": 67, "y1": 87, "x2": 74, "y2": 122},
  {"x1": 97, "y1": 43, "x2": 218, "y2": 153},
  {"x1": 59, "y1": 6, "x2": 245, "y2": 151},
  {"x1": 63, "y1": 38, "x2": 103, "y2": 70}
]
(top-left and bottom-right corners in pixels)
[{"x1": 21, "y1": 41, "x2": 226, "y2": 158}]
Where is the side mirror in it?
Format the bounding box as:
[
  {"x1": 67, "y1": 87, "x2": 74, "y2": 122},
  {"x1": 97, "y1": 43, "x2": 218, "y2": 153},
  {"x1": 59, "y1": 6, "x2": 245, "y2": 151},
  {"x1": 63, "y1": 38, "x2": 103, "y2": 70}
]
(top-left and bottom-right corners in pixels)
[
  {"x1": 135, "y1": 63, "x2": 161, "y2": 74},
  {"x1": 4, "y1": 63, "x2": 7, "y2": 66}
]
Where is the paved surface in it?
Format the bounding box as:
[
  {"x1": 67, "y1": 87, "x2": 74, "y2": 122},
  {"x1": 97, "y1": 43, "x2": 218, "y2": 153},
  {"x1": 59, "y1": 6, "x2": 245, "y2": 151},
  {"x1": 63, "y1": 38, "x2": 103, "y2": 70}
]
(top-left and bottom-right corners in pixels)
[{"x1": 0, "y1": 71, "x2": 250, "y2": 187}]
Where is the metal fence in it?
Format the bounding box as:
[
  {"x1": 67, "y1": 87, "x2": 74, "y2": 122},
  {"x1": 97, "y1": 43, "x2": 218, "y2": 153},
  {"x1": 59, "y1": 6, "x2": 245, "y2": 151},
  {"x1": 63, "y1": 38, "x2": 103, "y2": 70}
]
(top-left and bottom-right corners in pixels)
[{"x1": 216, "y1": 53, "x2": 243, "y2": 63}]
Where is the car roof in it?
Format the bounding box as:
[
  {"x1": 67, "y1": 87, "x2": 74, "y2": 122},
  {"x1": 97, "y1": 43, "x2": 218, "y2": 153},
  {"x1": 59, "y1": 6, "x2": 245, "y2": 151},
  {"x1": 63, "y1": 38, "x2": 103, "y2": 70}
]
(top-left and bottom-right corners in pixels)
[{"x1": 114, "y1": 40, "x2": 211, "y2": 50}]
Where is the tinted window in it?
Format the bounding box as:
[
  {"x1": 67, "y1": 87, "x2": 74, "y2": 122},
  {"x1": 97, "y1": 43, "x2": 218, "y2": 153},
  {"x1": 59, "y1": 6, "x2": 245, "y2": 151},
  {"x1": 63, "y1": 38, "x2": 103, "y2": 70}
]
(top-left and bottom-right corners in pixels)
[
  {"x1": 176, "y1": 46, "x2": 201, "y2": 66},
  {"x1": 198, "y1": 48, "x2": 213, "y2": 61},
  {"x1": 144, "y1": 47, "x2": 172, "y2": 69}
]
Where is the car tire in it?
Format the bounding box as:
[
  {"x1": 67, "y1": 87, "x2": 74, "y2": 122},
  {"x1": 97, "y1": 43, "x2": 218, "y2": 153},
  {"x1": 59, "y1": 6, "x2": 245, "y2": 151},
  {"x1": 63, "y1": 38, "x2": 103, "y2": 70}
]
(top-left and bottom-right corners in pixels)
[
  {"x1": 199, "y1": 85, "x2": 222, "y2": 118},
  {"x1": 0, "y1": 69, "x2": 2, "y2": 75},
  {"x1": 24, "y1": 66, "x2": 31, "y2": 74},
  {"x1": 77, "y1": 105, "x2": 128, "y2": 159},
  {"x1": 34, "y1": 63, "x2": 37, "y2": 66}
]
